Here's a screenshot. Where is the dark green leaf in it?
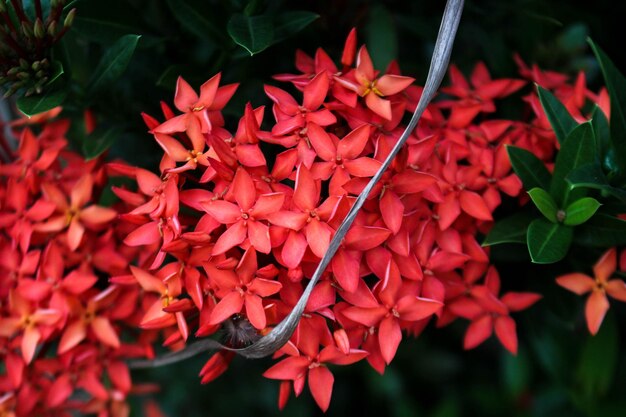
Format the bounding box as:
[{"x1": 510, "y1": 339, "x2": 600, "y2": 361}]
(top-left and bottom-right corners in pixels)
[
  {"x1": 575, "y1": 213, "x2": 626, "y2": 247},
  {"x1": 87, "y1": 34, "x2": 141, "y2": 96},
  {"x1": 502, "y1": 348, "x2": 531, "y2": 397},
  {"x1": 70, "y1": 0, "x2": 144, "y2": 44},
  {"x1": 563, "y1": 197, "x2": 601, "y2": 226},
  {"x1": 47, "y1": 61, "x2": 64, "y2": 85},
  {"x1": 536, "y1": 85, "x2": 578, "y2": 144},
  {"x1": 17, "y1": 88, "x2": 67, "y2": 117},
  {"x1": 568, "y1": 163, "x2": 626, "y2": 202},
  {"x1": 227, "y1": 13, "x2": 274, "y2": 55},
  {"x1": 365, "y1": 4, "x2": 397, "y2": 69},
  {"x1": 166, "y1": 0, "x2": 228, "y2": 44},
  {"x1": 550, "y1": 122, "x2": 596, "y2": 206},
  {"x1": 527, "y1": 218, "x2": 573, "y2": 263},
  {"x1": 273, "y1": 11, "x2": 319, "y2": 43},
  {"x1": 591, "y1": 105, "x2": 610, "y2": 161},
  {"x1": 82, "y1": 127, "x2": 122, "y2": 160},
  {"x1": 528, "y1": 188, "x2": 558, "y2": 222},
  {"x1": 576, "y1": 314, "x2": 617, "y2": 397},
  {"x1": 506, "y1": 145, "x2": 552, "y2": 191},
  {"x1": 482, "y1": 211, "x2": 534, "y2": 246},
  {"x1": 589, "y1": 39, "x2": 626, "y2": 178}
]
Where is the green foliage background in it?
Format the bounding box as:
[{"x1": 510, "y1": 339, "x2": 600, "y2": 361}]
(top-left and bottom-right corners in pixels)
[{"x1": 8, "y1": 0, "x2": 626, "y2": 415}]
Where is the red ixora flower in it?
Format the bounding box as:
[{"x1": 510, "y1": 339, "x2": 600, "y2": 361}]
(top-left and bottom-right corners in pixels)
[{"x1": 556, "y1": 248, "x2": 626, "y2": 335}]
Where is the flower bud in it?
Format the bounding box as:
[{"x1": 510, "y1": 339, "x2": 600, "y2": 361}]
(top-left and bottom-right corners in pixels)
[
  {"x1": 34, "y1": 19, "x2": 45, "y2": 39},
  {"x1": 47, "y1": 21, "x2": 57, "y2": 37},
  {"x1": 63, "y1": 9, "x2": 76, "y2": 28}
]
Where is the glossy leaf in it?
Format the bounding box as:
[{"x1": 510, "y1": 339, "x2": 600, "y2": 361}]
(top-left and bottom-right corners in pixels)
[
  {"x1": 87, "y1": 34, "x2": 141, "y2": 95},
  {"x1": 506, "y1": 145, "x2": 552, "y2": 191},
  {"x1": 483, "y1": 211, "x2": 534, "y2": 246},
  {"x1": 591, "y1": 105, "x2": 610, "y2": 162},
  {"x1": 550, "y1": 122, "x2": 595, "y2": 206},
  {"x1": 82, "y1": 127, "x2": 122, "y2": 160},
  {"x1": 537, "y1": 84, "x2": 578, "y2": 144},
  {"x1": 563, "y1": 197, "x2": 601, "y2": 226},
  {"x1": 70, "y1": 0, "x2": 142, "y2": 44},
  {"x1": 227, "y1": 13, "x2": 274, "y2": 56},
  {"x1": 528, "y1": 188, "x2": 558, "y2": 223},
  {"x1": 527, "y1": 218, "x2": 573, "y2": 264},
  {"x1": 166, "y1": 0, "x2": 227, "y2": 43},
  {"x1": 574, "y1": 213, "x2": 626, "y2": 247},
  {"x1": 589, "y1": 39, "x2": 626, "y2": 178}
]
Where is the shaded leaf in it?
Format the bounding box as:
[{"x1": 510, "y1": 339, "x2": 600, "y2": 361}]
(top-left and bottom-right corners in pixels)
[
  {"x1": 574, "y1": 213, "x2": 626, "y2": 247},
  {"x1": 166, "y1": 0, "x2": 227, "y2": 43},
  {"x1": 527, "y1": 218, "x2": 573, "y2": 264},
  {"x1": 528, "y1": 188, "x2": 558, "y2": 223},
  {"x1": 273, "y1": 11, "x2": 319, "y2": 43},
  {"x1": 87, "y1": 34, "x2": 141, "y2": 95},
  {"x1": 550, "y1": 122, "x2": 595, "y2": 206},
  {"x1": 82, "y1": 127, "x2": 122, "y2": 160},
  {"x1": 589, "y1": 39, "x2": 626, "y2": 179},
  {"x1": 537, "y1": 85, "x2": 578, "y2": 144},
  {"x1": 227, "y1": 13, "x2": 274, "y2": 56},
  {"x1": 506, "y1": 145, "x2": 552, "y2": 191},
  {"x1": 576, "y1": 314, "x2": 618, "y2": 397},
  {"x1": 17, "y1": 88, "x2": 67, "y2": 117},
  {"x1": 591, "y1": 105, "x2": 610, "y2": 163},
  {"x1": 483, "y1": 211, "x2": 534, "y2": 246},
  {"x1": 70, "y1": 0, "x2": 142, "y2": 44},
  {"x1": 365, "y1": 4, "x2": 397, "y2": 69}
]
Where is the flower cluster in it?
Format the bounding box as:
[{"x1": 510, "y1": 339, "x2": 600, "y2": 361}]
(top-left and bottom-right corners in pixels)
[
  {"x1": 0, "y1": 29, "x2": 613, "y2": 414},
  {"x1": 0, "y1": 115, "x2": 160, "y2": 417}
]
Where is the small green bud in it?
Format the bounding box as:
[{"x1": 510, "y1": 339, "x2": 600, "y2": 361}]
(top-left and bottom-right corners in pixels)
[
  {"x1": 47, "y1": 21, "x2": 57, "y2": 37},
  {"x1": 32, "y1": 61, "x2": 41, "y2": 71},
  {"x1": 34, "y1": 18, "x2": 45, "y2": 39},
  {"x1": 63, "y1": 8, "x2": 76, "y2": 28},
  {"x1": 35, "y1": 70, "x2": 45, "y2": 79},
  {"x1": 25, "y1": 87, "x2": 35, "y2": 97},
  {"x1": 19, "y1": 58, "x2": 29, "y2": 69},
  {"x1": 7, "y1": 67, "x2": 19, "y2": 76},
  {"x1": 21, "y1": 21, "x2": 34, "y2": 38},
  {"x1": 16, "y1": 71, "x2": 30, "y2": 80}
]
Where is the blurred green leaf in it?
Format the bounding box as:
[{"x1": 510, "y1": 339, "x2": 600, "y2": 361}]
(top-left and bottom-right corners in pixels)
[
  {"x1": 70, "y1": 0, "x2": 142, "y2": 44},
  {"x1": 574, "y1": 213, "x2": 626, "y2": 246},
  {"x1": 17, "y1": 88, "x2": 67, "y2": 117},
  {"x1": 550, "y1": 122, "x2": 596, "y2": 206},
  {"x1": 576, "y1": 314, "x2": 618, "y2": 398},
  {"x1": 82, "y1": 126, "x2": 122, "y2": 160},
  {"x1": 590, "y1": 105, "x2": 610, "y2": 162},
  {"x1": 483, "y1": 211, "x2": 534, "y2": 246},
  {"x1": 273, "y1": 11, "x2": 319, "y2": 43},
  {"x1": 564, "y1": 197, "x2": 601, "y2": 226},
  {"x1": 528, "y1": 187, "x2": 559, "y2": 222},
  {"x1": 589, "y1": 39, "x2": 626, "y2": 180},
  {"x1": 86, "y1": 34, "x2": 141, "y2": 96},
  {"x1": 507, "y1": 145, "x2": 552, "y2": 191},
  {"x1": 365, "y1": 4, "x2": 397, "y2": 69},
  {"x1": 537, "y1": 85, "x2": 578, "y2": 145},
  {"x1": 502, "y1": 348, "x2": 531, "y2": 397},
  {"x1": 527, "y1": 218, "x2": 573, "y2": 263},
  {"x1": 227, "y1": 13, "x2": 274, "y2": 55},
  {"x1": 166, "y1": 0, "x2": 228, "y2": 44}
]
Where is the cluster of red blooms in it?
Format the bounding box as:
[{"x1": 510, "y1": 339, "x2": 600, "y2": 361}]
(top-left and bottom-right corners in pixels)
[{"x1": 0, "y1": 29, "x2": 615, "y2": 414}]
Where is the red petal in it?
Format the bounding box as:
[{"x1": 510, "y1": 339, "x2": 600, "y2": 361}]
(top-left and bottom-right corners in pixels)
[
  {"x1": 308, "y1": 366, "x2": 334, "y2": 412},
  {"x1": 378, "y1": 316, "x2": 401, "y2": 364},
  {"x1": 201, "y1": 200, "x2": 241, "y2": 224},
  {"x1": 307, "y1": 123, "x2": 336, "y2": 162},
  {"x1": 556, "y1": 273, "x2": 595, "y2": 295},
  {"x1": 22, "y1": 326, "x2": 41, "y2": 364},
  {"x1": 91, "y1": 317, "x2": 121, "y2": 348},
  {"x1": 231, "y1": 168, "x2": 257, "y2": 211},
  {"x1": 376, "y1": 74, "x2": 415, "y2": 96},
  {"x1": 337, "y1": 124, "x2": 370, "y2": 160},
  {"x1": 606, "y1": 279, "x2": 626, "y2": 302},
  {"x1": 263, "y1": 356, "x2": 310, "y2": 380},
  {"x1": 494, "y1": 315, "x2": 518, "y2": 355},
  {"x1": 303, "y1": 72, "x2": 330, "y2": 110},
  {"x1": 58, "y1": 320, "x2": 87, "y2": 353},
  {"x1": 209, "y1": 292, "x2": 244, "y2": 325},
  {"x1": 305, "y1": 219, "x2": 331, "y2": 258},
  {"x1": 250, "y1": 193, "x2": 285, "y2": 219},
  {"x1": 124, "y1": 221, "x2": 160, "y2": 246},
  {"x1": 174, "y1": 76, "x2": 198, "y2": 112},
  {"x1": 365, "y1": 93, "x2": 392, "y2": 120},
  {"x1": 199, "y1": 73, "x2": 221, "y2": 107},
  {"x1": 46, "y1": 373, "x2": 73, "y2": 407},
  {"x1": 379, "y1": 191, "x2": 403, "y2": 234},
  {"x1": 396, "y1": 296, "x2": 443, "y2": 321},
  {"x1": 281, "y1": 230, "x2": 308, "y2": 268},
  {"x1": 344, "y1": 157, "x2": 382, "y2": 177},
  {"x1": 248, "y1": 220, "x2": 271, "y2": 254},
  {"x1": 585, "y1": 291, "x2": 610, "y2": 335},
  {"x1": 593, "y1": 248, "x2": 617, "y2": 283},
  {"x1": 245, "y1": 294, "x2": 266, "y2": 329},
  {"x1": 67, "y1": 217, "x2": 85, "y2": 251},
  {"x1": 459, "y1": 190, "x2": 493, "y2": 221},
  {"x1": 463, "y1": 315, "x2": 493, "y2": 350},
  {"x1": 154, "y1": 133, "x2": 189, "y2": 161},
  {"x1": 212, "y1": 220, "x2": 247, "y2": 255}
]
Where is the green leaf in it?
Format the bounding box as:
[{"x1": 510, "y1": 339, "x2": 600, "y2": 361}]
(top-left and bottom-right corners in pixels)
[
  {"x1": 568, "y1": 163, "x2": 626, "y2": 202},
  {"x1": 536, "y1": 85, "x2": 578, "y2": 144},
  {"x1": 17, "y1": 88, "x2": 67, "y2": 117},
  {"x1": 82, "y1": 127, "x2": 122, "y2": 160},
  {"x1": 273, "y1": 11, "x2": 319, "y2": 43},
  {"x1": 365, "y1": 4, "x2": 397, "y2": 69},
  {"x1": 482, "y1": 211, "x2": 534, "y2": 246},
  {"x1": 47, "y1": 61, "x2": 64, "y2": 85},
  {"x1": 70, "y1": 0, "x2": 142, "y2": 44},
  {"x1": 528, "y1": 188, "x2": 559, "y2": 222},
  {"x1": 166, "y1": 0, "x2": 228, "y2": 44},
  {"x1": 527, "y1": 218, "x2": 573, "y2": 263},
  {"x1": 506, "y1": 145, "x2": 552, "y2": 191},
  {"x1": 87, "y1": 34, "x2": 141, "y2": 96},
  {"x1": 589, "y1": 39, "x2": 626, "y2": 178},
  {"x1": 576, "y1": 314, "x2": 617, "y2": 397},
  {"x1": 550, "y1": 122, "x2": 596, "y2": 206},
  {"x1": 591, "y1": 105, "x2": 610, "y2": 162},
  {"x1": 227, "y1": 13, "x2": 274, "y2": 55},
  {"x1": 574, "y1": 213, "x2": 626, "y2": 247},
  {"x1": 563, "y1": 197, "x2": 601, "y2": 226}
]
